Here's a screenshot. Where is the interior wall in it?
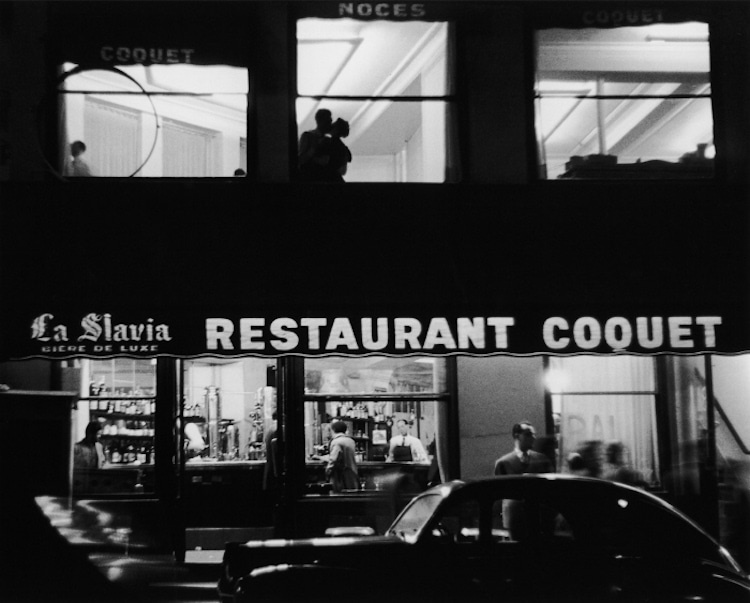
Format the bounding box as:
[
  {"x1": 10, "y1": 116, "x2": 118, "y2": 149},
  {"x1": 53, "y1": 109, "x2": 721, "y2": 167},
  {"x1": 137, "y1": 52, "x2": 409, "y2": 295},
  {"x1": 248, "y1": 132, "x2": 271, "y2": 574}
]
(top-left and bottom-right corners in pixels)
[{"x1": 457, "y1": 356, "x2": 546, "y2": 480}]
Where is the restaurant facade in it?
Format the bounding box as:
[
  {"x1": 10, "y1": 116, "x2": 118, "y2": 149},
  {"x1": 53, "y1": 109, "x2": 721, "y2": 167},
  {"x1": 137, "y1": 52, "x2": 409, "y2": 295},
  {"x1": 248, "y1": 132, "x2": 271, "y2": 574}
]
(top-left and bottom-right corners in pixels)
[{"x1": 1, "y1": 0, "x2": 749, "y2": 571}]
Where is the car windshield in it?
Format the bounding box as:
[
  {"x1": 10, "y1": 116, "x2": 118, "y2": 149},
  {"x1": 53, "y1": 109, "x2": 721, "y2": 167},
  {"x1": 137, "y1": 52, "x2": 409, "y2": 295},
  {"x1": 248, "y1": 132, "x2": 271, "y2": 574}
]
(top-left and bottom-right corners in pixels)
[{"x1": 387, "y1": 493, "x2": 443, "y2": 540}]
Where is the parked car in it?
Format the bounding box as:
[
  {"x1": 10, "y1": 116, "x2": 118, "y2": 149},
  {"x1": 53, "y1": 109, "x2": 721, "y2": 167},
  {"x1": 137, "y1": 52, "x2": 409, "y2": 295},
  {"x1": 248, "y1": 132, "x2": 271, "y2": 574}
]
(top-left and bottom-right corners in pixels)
[{"x1": 219, "y1": 475, "x2": 750, "y2": 603}]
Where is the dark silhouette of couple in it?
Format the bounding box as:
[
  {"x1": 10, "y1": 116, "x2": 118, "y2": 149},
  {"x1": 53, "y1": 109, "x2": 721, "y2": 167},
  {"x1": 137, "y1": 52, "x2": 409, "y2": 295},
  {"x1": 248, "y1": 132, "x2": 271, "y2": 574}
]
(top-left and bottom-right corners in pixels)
[{"x1": 298, "y1": 108, "x2": 352, "y2": 182}]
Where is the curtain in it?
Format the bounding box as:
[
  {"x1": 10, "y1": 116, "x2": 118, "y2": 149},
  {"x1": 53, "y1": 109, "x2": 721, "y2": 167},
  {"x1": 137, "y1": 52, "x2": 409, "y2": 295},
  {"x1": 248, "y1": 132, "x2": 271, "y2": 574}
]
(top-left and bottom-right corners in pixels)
[
  {"x1": 162, "y1": 119, "x2": 217, "y2": 177},
  {"x1": 551, "y1": 356, "x2": 659, "y2": 484},
  {"x1": 84, "y1": 98, "x2": 141, "y2": 176}
]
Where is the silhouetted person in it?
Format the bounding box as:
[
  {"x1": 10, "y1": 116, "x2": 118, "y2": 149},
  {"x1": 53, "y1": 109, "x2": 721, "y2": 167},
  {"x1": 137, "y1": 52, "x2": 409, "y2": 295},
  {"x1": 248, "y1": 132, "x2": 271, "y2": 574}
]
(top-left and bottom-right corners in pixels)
[
  {"x1": 298, "y1": 108, "x2": 333, "y2": 180},
  {"x1": 65, "y1": 140, "x2": 93, "y2": 177},
  {"x1": 317, "y1": 118, "x2": 352, "y2": 182},
  {"x1": 233, "y1": 168, "x2": 246, "y2": 176}
]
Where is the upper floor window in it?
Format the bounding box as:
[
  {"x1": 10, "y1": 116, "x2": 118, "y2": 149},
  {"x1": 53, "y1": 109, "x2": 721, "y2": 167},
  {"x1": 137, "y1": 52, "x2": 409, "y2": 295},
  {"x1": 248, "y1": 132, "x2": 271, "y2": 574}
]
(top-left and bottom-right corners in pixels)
[
  {"x1": 535, "y1": 20, "x2": 713, "y2": 180},
  {"x1": 296, "y1": 18, "x2": 457, "y2": 183},
  {"x1": 58, "y1": 63, "x2": 248, "y2": 178}
]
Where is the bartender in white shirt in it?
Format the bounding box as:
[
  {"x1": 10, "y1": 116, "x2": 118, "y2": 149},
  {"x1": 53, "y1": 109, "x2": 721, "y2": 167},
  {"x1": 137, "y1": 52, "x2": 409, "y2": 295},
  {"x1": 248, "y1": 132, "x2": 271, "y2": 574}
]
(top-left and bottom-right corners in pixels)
[{"x1": 387, "y1": 419, "x2": 428, "y2": 463}]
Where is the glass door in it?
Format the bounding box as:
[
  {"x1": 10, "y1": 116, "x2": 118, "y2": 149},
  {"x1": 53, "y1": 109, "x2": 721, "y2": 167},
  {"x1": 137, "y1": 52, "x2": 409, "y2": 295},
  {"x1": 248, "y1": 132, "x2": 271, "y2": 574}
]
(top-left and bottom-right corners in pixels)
[{"x1": 178, "y1": 358, "x2": 278, "y2": 559}]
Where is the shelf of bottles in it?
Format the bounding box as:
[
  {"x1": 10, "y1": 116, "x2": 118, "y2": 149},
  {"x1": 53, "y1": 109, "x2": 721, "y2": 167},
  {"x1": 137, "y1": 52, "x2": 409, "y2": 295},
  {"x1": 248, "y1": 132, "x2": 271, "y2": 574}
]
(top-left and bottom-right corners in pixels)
[
  {"x1": 85, "y1": 392, "x2": 156, "y2": 466},
  {"x1": 333, "y1": 401, "x2": 395, "y2": 462}
]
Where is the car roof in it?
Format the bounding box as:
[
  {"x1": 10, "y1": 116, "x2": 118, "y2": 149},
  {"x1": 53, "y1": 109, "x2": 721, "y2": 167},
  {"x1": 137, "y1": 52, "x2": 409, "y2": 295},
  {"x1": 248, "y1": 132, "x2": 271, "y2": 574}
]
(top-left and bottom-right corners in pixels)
[
  {"x1": 429, "y1": 474, "x2": 659, "y2": 499},
  {"x1": 419, "y1": 474, "x2": 713, "y2": 536}
]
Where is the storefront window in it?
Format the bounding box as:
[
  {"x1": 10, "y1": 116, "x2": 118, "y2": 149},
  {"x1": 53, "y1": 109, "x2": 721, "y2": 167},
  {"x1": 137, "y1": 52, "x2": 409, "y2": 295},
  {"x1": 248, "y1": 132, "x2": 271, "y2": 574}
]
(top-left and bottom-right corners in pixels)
[
  {"x1": 536, "y1": 21, "x2": 713, "y2": 179},
  {"x1": 303, "y1": 356, "x2": 448, "y2": 495},
  {"x1": 73, "y1": 358, "x2": 157, "y2": 495},
  {"x1": 296, "y1": 19, "x2": 457, "y2": 182},
  {"x1": 546, "y1": 355, "x2": 660, "y2": 486},
  {"x1": 181, "y1": 358, "x2": 277, "y2": 463},
  {"x1": 58, "y1": 64, "x2": 248, "y2": 177}
]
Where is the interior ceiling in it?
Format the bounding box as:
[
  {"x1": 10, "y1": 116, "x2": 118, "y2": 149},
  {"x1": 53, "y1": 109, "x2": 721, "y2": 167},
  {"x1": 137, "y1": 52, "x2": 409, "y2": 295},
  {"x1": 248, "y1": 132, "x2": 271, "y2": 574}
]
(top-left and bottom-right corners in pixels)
[{"x1": 297, "y1": 19, "x2": 440, "y2": 156}]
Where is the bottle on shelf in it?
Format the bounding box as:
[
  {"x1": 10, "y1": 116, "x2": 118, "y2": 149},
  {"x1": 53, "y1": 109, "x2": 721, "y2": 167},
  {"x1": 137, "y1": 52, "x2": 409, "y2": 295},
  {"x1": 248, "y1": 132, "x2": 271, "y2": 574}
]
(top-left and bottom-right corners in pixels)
[{"x1": 111, "y1": 442, "x2": 122, "y2": 464}]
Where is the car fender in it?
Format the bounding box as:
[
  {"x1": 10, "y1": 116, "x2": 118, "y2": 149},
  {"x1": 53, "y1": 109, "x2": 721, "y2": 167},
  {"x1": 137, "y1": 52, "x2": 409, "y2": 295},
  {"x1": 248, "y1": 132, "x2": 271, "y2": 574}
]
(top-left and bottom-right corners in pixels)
[{"x1": 233, "y1": 564, "x2": 368, "y2": 603}]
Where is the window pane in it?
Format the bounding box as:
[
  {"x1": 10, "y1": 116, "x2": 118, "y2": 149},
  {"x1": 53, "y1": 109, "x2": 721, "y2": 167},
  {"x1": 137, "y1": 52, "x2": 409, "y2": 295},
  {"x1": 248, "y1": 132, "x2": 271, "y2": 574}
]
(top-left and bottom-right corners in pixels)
[
  {"x1": 305, "y1": 357, "x2": 448, "y2": 394},
  {"x1": 305, "y1": 399, "x2": 439, "y2": 463},
  {"x1": 304, "y1": 356, "x2": 447, "y2": 500},
  {"x1": 296, "y1": 18, "x2": 453, "y2": 183},
  {"x1": 297, "y1": 20, "x2": 451, "y2": 97},
  {"x1": 60, "y1": 64, "x2": 248, "y2": 178},
  {"x1": 548, "y1": 356, "x2": 655, "y2": 392},
  {"x1": 547, "y1": 356, "x2": 659, "y2": 486},
  {"x1": 182, "y1": 358, "x2": 277, "y2": 463},
  {"x1": 536, "y1": 22, "x2": 713, "y2": 179},
  {"x1": 296, "y1": 99, "x2": 449, "y2": 182},
  {"x1": 73, "y1": 359, "x2": 156, "y2": 496}
]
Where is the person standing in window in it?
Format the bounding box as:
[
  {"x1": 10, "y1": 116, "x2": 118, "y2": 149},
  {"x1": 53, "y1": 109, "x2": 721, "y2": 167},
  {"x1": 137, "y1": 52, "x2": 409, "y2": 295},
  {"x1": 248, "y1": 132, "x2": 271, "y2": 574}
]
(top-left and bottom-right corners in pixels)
[
  {"x1": 298, "y1": 108, "x2": 333, "y2": 180},
  {"x1": 64, "y1": 140, "x2": 94, "y2": 177},
  {"x1": 73, "y1": 421, "x2": 104, "y2": 469},
  {"x1": 493, "y1": 421, "x2": 552, "y2": 475},
  {"x1": 318, "y1": 118, "x2": 352, "y2": 182},
  {"x1": 326, "y1": 420, "x2": 359, "y2": 493},
  {"x1": 387, "y1": 419, "x2": 428, "y2": 463}
]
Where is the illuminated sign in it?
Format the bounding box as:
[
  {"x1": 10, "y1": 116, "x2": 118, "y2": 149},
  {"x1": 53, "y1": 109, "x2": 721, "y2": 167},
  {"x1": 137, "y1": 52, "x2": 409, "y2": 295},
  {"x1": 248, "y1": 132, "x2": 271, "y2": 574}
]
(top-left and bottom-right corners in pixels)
[
  {"x1": 204, "y1": 315, "x2": 722, "y2": 354},
  {"x1": 99, "y1": 46, "x2": 196, "y2": 65},
  {"x1": 581, "y1": 8, "x2": 665, "y2": 26},
  {"x1": 21, "y1": 312, "x2": 726, "y2": 358},
  {"x1": 338, "y1": 3, "x2": 426, "y2": 18},
  {"x1": 31, "y1": 313, "x2": 172, "y2": 354}
]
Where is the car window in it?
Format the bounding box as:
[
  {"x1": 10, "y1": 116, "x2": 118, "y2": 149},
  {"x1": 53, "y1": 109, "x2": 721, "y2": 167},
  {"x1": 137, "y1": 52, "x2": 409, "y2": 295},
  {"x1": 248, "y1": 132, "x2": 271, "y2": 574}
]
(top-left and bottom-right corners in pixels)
[
  {"x1": 492, "y1": 498, "x2": 571, "y2": 543},
  {"x1": 434, "y1": 498, "x2": 481, "y2": 543},
  {"x1": 389, "y1": 493, "x2": 443, "y2": 540}
]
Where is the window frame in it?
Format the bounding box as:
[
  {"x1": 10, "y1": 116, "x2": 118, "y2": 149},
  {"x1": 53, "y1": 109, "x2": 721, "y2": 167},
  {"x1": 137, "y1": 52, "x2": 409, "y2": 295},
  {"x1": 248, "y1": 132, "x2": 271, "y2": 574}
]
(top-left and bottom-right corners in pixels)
[
  {"x1": 531, "y1": 7, "x2": 716, "y2": 181},
  {"x1": 292, "y1": 16, "x2": 459, "y2": 183}
]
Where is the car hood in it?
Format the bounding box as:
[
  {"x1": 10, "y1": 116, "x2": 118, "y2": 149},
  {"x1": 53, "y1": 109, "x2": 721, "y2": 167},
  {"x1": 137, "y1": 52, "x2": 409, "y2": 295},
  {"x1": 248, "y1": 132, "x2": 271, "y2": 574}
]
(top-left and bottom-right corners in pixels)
[{"x1": 220, "y1": 534, "x2": 407, "y2": 590}]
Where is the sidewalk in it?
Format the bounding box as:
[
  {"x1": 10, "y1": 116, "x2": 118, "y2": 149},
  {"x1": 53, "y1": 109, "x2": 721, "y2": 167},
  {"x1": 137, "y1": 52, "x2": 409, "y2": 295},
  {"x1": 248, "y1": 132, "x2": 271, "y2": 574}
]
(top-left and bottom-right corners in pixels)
[{"x1": 1, "y1": 492, "x2": 224, "y2": 603}]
